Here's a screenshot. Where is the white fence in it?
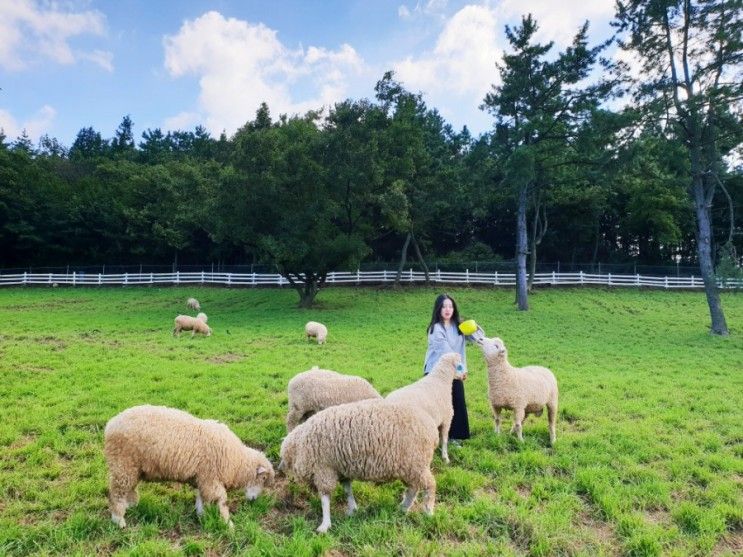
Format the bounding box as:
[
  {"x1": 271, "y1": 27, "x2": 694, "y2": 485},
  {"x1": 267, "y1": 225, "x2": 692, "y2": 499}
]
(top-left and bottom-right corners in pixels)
[{"x1": 0, "y1": 269, "x2": 741, "y2": 289}]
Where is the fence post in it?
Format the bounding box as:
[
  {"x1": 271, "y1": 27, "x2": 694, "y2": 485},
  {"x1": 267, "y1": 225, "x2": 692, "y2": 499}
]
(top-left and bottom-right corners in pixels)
[
  {"x1": 636, "y1": 273, "x2": 640, "y2": 286},
  {"x1": 98, "y1": 273, "x2": 102, "y2": 286},
  {"x1": 48, "y1": 273, "x2": 52, "y2": 285},
  {"x1": 551, "y1": 270, "x2": 555, "y2": 285},
  {"x1": 383, "y1": 270, "x2": 387, "y2": 283},
  {"x1": 124, "y1": 273, "x2": 128, "y2": 286},
  {"x1": 437, "y1": 268, "x2": 441, "y2": 282},
  {"x1": 201, "y1": 270, "x2": 204, "y2": 284},
  {"x1": 664, "y1": 276, "x2": 668, "y2": 288},
  {"x1": 466, "y1": 269, "x2": 469, "y2": 284},
  {"x1": 23, "y1": 271, "x2": 27, "y2": 285},
  {"x1": 357, "y1": 268, "x2": 360, "y2": 285},
  {"x1": 608, "y1": 273, "x2": 611, "y2": 286},
  {"x1": 176, "y1": 271, "x2": 180, "y2": 285},
  {"x1": 252, "y1": 272, "x2": 256, "y2": 287},
  {"x1": 495, "y1": 271, "x2": 498, "y2": 285},
  {"x1": 409, "y1": 268, "x2": 413, "y2": 282},
  {"x1": 73, "y1": 271, "x2": 76, "y2": 287},
  {"x1": 580, "y1": 270, "x2": 584, "y2": 285},
  {"x1": 691, "y1": 275, "x2": 695, "y2": 287},
  {"x1": 227, "y1": 273, "x2": 232, "y2": 287}
]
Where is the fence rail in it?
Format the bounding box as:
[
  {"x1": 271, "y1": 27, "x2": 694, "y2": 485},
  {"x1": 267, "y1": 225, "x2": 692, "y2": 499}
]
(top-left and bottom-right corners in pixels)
[{"x1": 1, "y1": 270, "x2": 741, "y2": 289}]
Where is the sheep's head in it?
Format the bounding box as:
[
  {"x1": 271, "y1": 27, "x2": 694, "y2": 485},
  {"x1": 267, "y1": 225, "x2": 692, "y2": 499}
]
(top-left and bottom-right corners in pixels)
[
  {"x1": 478, "y1": 337, "x2": 507, "y2": 362},
  {"x1": 197, "y1": 312, "x2": 208, "y2": 322},
  {"x1": 432, "y1": 352, "x2": 462, "y2": 378},
  {"x1": 245, "y1": 457, "x2": 275, "y2": 500}
]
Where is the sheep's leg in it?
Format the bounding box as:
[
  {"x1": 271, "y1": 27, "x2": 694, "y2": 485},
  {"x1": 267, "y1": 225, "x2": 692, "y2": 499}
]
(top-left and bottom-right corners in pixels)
[
  {"x1": 547, "y1": 400, "x2": 558, "y2": 445},
  {"x1": 493, "y1": 407, "x2": 502, "y2": 434},
  {"x1": 313, "y1": 468, "x2": 338, "y2": 533},
  {"x1": 195, "y1": 492, "x2": 204, "y2": 516},
  {"x1": 317, "y1": 492, "x2": 332, "y2": 533},
  {"x1": 342, "y1": 480, "x2": 358, "y2": 516},
  {"x1": 400, "y1": 486, "x2": 418, "y2": 512},
  {"x1": 420, "y1": 470, "x2": 436, "y2": 516},
  {"x1": 439, "y1": 421, "x2": 451, "y2": 464},
  {"x1": 126, "y1": 486, "x2": 139, "y2": 508},
  {"x1": 512, "y1": 408, "x2": 525, "y2": 442},
  {"x1": 285, "y1": 407, "x2": 303, "y2": 433},
  {"x1": 199, "y1": 481, "x2": 233, "y2": 528},
  {"x1": 108, "y1": 466, "x2": 138, "y2": 528}
]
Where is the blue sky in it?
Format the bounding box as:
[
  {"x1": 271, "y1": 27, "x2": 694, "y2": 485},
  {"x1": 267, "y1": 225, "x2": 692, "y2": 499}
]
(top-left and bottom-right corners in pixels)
[{"x1": 0, "y1": 0, "x2": 617, "y2": 147}]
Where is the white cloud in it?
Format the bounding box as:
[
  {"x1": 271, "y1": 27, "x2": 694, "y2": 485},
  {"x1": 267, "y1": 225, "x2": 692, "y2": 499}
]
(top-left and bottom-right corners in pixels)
[
  {"x1": 80, "y1": 49, "x2": 114, "y2": 72},
  {"x1": 492, "y1": 0, "x2": 615, "y2": 46},
  {"x1": 0, "y1": 105, "x2": 56, "y2": 141},
  {"x1": 397, "y1": 1, "x2": 449, "y2": 20},
  {"x1": 391, "y1": 1, "x2": 617, "y2": 134},
  {"x1": 163, "y1": 11, "x2": 367, "y2": 136},
  {"x1": 393, "y1": 5, "x2": 501, "y2": 130},
  {"x1": 0, "y1": 0, "x2": 110, "y2": 71},
  {"x1": 163, "y1": 111, "x2": 201, "y2": 132}
]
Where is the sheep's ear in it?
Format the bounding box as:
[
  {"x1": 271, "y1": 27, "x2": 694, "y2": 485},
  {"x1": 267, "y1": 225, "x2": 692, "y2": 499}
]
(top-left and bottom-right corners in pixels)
[{"x1": 257, "y1": 465, "x2": 268, "y2": 476}]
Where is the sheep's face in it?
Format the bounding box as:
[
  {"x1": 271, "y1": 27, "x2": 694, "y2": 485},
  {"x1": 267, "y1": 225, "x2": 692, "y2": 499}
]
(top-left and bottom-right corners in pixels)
[
  {"x1": 245, "y1": 462, "x2": 274, "y2": 500},
  {"x1": 197, "y1": 313, "x2": 208, "y2": 322},
  {"x1": 479, "y1": 337, "x2": 507, "y2": 361}
]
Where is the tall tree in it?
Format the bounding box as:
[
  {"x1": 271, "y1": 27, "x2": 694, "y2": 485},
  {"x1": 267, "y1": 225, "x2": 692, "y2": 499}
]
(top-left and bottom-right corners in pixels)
[
  {"x1": 483, "y1": 15, "x2": 611, "y2": 309},
  {"x1": 614, "y1": 0, "x2": 742, "y2": 335}
]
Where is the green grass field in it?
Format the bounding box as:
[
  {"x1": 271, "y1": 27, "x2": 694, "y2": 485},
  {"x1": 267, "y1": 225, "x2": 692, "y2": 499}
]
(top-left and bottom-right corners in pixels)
[{"x1": 0, "y1": 286, "x2": 741, "y2": 556}]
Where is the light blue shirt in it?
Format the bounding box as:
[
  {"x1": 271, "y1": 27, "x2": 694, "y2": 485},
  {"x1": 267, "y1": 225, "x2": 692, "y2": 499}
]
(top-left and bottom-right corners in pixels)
[{"x1": 424, "y1": 322, "x2": 467, "y2": 374}]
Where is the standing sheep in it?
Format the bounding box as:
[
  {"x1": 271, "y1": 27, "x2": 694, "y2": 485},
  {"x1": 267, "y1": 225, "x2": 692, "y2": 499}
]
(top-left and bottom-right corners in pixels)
[
  {"x1": 286, "y1": 366, "x2": 382, "y2": 432},
  {"x1": 104, "y1": 405, "x2": 274, "y2": 528},
  {"x1": 173, "y1": 312, "x2": 211, "y2": 337},
  {"x1": 385, "y1": 352, "x2": 462, "y2": 463},
  {"x1": 186, "y1": 297, "x2": 201, "y2": 311},
  {"x1": 279, "y1": 399, "x2": 438, "y2": 533},
  {"x1": 476, "y1": 336, "x2": 559, "y2": 445},
  {"x1": 304, "y1": 321, "x2": 328, "y2": 344}
]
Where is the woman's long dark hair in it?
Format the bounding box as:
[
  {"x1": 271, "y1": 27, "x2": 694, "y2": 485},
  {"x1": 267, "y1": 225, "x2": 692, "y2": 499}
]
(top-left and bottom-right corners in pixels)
[{"x1": 427, "y1": 293, "x2": 462, "y2": 334}]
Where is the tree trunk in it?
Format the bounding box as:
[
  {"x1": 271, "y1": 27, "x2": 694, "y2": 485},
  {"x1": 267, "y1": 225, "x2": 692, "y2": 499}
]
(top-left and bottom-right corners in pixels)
[
  {"x1": 286, "y1": 273, "x2": 321, "y2": 308},
  {"x1": 516, "y1": 185, "x2": 529, "y2": 310},
  {"x1": 691, "y1": 162, "x2": 728, "y2": 335},
  {"x1": 410, "y1": 232, "x2": 430, "y2": 284},
  {"x1": 528, "y1": 197, "x2": 546, "y2": 293},
  {"x1": 395, "y1": 232, "x2": 412, "y2": 285}
]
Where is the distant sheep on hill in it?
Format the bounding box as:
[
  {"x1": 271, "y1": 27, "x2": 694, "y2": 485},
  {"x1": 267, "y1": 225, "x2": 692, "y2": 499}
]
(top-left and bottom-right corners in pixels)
[
  {"x1": 305, "y1": 321, "x2": 328, "y2": 344},
  {"x1": 186, "y1": 297, "x2": 201, "y2": 311}
]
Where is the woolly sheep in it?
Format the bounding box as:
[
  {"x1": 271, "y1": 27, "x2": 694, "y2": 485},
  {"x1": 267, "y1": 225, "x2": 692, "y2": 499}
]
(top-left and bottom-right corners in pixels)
[
  {"x1": 476, "y1": 336, "x2": 559, "y2": 445},
  {"x1": 279, "y1": 399, "x2": 438, "y2": 533},
  {"x1": 286, "y1": 366, "x2": 382, "y2": 432},
  {"x1": 304, "y1": 321, "x2": 328, "y2": 344},
  {"x1": 385, "y1": 352, "x2": 462, "y2": 463},
  {"x1": 104, "y1": 405, "x2": 274, "y2": 528},
  {"x1": 173, "y1": 312, "x2": 211, "y2": 336},
  {"x1": 186, "y1": 297, "x2": 201, "y2": 311}
]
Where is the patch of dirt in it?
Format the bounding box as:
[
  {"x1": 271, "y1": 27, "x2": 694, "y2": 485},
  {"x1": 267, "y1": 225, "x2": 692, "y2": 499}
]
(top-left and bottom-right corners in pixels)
[
  {"x1": 713, "y1": 532, "x2": 743, "y2": 556},
  {"x1": 205, "y1": 353, "x2": 243, "y2": 364},
  {"x1": 34, "y1": 336, "x2": 67, "y2": 350}
]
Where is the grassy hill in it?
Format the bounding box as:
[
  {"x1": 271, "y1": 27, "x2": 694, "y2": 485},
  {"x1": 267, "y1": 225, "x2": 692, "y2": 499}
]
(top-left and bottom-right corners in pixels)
[{"x1": 0, "y1": 286, "x2": 741, "y2": 556}]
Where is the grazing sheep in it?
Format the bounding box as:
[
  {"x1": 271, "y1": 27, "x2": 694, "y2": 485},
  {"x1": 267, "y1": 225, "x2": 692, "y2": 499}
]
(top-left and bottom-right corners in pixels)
[
  {"x1": 304, "y1": 321, "x2": 328, "y2": 344},
  {"x1": 279, "y1": 399, "x2": 438, "y2": 533},
  {"x1": 476, "y1": 337, "x2": 558, "y2": 445},
  {"x1": 385, "y1": 352, "x2": 462, "y2": 463},
  {"x1": 104, "y1": 405, "x2": 274, "y2": 528},
  {"x1": 173, "y1": 312, "x2": 211, "y2": 337},
  {"x1": 286, "y1": 366, "x2": 382, "y2": 432},
  {"x1": 186, "y1": 297, "x2": 201, "y2": 311}
]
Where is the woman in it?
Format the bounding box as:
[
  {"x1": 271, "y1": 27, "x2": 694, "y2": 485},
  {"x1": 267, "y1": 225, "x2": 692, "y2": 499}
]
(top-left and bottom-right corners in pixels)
[{"x1": 423, "y1": 293, "x2": 470, "y2": 442}]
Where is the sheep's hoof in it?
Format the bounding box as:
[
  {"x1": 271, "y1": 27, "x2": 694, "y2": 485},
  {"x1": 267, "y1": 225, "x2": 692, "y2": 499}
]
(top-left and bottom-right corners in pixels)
[
  {"x1": 111, "y1": 515, "x2": 126, "y2": 528},
  {"x1": 227, "y1": 520, "x2": 235, "y2": 529},
  {"x1": 316, "y1": 523, "x2": 330, "y2": 534}
]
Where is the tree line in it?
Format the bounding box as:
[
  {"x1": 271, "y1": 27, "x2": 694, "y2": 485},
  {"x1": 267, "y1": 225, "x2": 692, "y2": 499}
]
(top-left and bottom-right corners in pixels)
[{"x1": 0, "y1": 3, "x2": 740, "y2": 333}]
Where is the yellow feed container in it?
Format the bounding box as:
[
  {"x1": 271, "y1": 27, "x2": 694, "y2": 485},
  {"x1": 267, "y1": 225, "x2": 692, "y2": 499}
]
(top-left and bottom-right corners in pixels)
[{"x1": 458, "y1": 320, "x2": 478, "y2": 335}]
